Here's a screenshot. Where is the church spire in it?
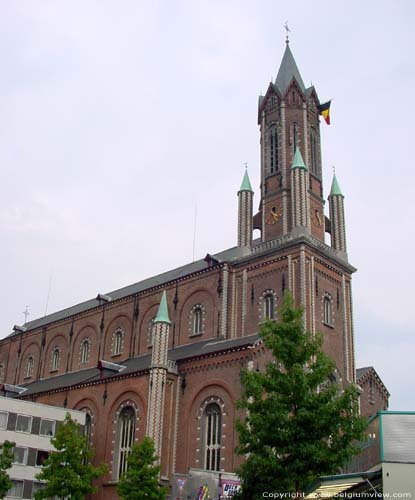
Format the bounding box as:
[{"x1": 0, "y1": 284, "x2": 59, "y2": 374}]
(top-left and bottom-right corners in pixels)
[
  {"x1": 237, "y1": 168, "x2": 254, "y2": 247},
  {"x1": 275, "y1": 43, "x2": 305, "y2": 95},
  {"x1": 329, "y1": 173, "x2": 347, "y2": 256},
  {"x1": 154, "y1": 290, "x2": 170, "y2": 324}
]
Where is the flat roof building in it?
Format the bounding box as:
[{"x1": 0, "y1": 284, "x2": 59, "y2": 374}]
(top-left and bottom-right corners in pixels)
[{"x1": 0, "y1": 395, "x2": 85, "y2": 500}]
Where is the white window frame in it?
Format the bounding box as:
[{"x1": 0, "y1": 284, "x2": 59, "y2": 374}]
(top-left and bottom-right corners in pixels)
[
  {"x1": 0, "y1": 410, "x2": 8, "y2": 430},
  {"x1": 7, "y1": 479, "x2": 24, "y2": 498},
  {"x1": 40, "y1": 418, "x2": 56, "y2": 437},
  {"x1": 15, "y1": 414, "x2": 32, "y2": 433},
  {"x1": 13, "y1": 446, "x2": 28, "y2": 465}
]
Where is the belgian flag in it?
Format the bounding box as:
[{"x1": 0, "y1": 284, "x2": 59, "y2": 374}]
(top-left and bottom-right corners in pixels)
[{"x1": 318, "y1": 100, "x2": 331, "y2": 125}]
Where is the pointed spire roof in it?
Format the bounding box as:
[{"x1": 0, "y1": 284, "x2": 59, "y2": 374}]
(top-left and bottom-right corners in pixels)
[
  {"x1": 291, "y1": 147, "x2": 307, "y2": 170},
  {"x1": 239, "y1": 170, "x2": 253, "y2": 193},
  {"x1": 275, "y1": 43, "x2": 306, "y2": 95},
  {"x1": 154, "y1": 290, "x2": 170, "y2": 324},
  {"x1": 330, "y1": 174, "x2": 344, "y2": 196}
]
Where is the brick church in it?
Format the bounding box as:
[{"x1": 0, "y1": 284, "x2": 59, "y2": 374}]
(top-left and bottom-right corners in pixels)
[{"x1": 0, "y1": 41, "x2": 389, "y2": 499}]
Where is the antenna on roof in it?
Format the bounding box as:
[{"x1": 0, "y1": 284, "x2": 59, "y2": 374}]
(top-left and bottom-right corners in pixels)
[
  {"x1": 44, "y1": 272, "x2": 53, "y2": 316},
  {"x1": 284, "y1": 21, "x2": 291, "y2": 44},
  {"x1": 192, "y1": 202, "x2": 198, "y2": 262},
  {"x1": 23, "y1": 306, "x2": 30, "y2": 324}
]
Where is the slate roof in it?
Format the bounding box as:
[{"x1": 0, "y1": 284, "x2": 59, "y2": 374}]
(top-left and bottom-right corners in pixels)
[
  {"x1": 18, "y1": 334, "x2": 259, "y2": 397},
  {"x1": 275, "y1": 43, "x2": 306, "y2": 95},
  {"x1": 7, "y1": 245, "x2": 250, "y2": 337}
]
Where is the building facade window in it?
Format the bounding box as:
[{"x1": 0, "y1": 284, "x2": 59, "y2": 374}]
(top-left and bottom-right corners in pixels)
[
  {"x1": 147, "y1": 317, "x2": 156, "y2": 347},
  {"x1": 323, "y1": 295, "x2": 333, "y2": 326},
  {"x1": 40, "y1": 419, "x2": 55, "y2": 437},
  {"x1": 112, "y1": 329, "x2": 124, "y2": 356},
  {"x1": 51, "y1": 348, "x2": 60, "y2": 372},
  {"x1": 188, "y1": 304, "x2": 205, "y2": 337},
  {"x1": 203, "y1": 403, "x2": 222, "y2": 471},
  {"x1": 85, "y1": 413, "x2": 92, "y2": 442},
  {"x1": 0, "y1": 411, "x2": 8, "y2": 430},
  {"x1": 269, "y1": 125, "x2": 279, "y2": 174},
  {"x1": 24, "y1": 355, "x2": 34, "y2": 378},
  {"x1": 15, "y1": 415, "x2": 32, "y2": 433},
  {"x1": 13, "y1": 446, "x2": 28, "y2": 465},
  {"x1": 0, "y1": 363, "x2": 5, "y2": 383},
  {"x1": 7, "y1": 480, "x2": 23, "y2": 498},
  {"x1": 115, "y1": 406, "x2": 135, "y2": 479},
  {"x1": 80, "y1": 339, "x2": 90, "y2": 364},
  {"x1": 263, "y1": 293, "x2": 275, "y2": 320},
  {"x1": 36, "y1": 450, "x2": 49, "y2": 467}
]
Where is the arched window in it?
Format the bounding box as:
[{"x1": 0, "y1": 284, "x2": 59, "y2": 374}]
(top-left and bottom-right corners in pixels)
[
  {"x1": 310, "y1": 128, "x2": 318, "y2": 175},
  {"x1": 204, "y1": 403, "x2": 222, "y2": 471},
  {"x1": 263, "y1": 293, "x2": 275, "y2": 320},
  {"x1": 112, "y1": 329, "x2": 124, "y2": 356},
  {"x1": 24, "y1": 355, "x2": 34, "y2": 378},
  {"x1": 85, "y1": 413, "x2": 92, "y2": 442},
  {"x1": 147, "y1": 317, "x2": 156, "y2": 347},
  {"x1": 115, "y1": 406, "x2": 135, "y2": 479},
  {"x1": 51, "y1": 348, "x2": 60, "y2": 372},
  {"x1": 80, "y1": 339, "x2": 90, "y2": 365},
  {"x1": 269, "y1": 125, "x2": 279, "y2": 174},
  {"x1": 192, "y1": 306, "x2": 203, "y2": 336},
  {"x1": 323, "y1": 296, "x2": 333, "y2": 325}
]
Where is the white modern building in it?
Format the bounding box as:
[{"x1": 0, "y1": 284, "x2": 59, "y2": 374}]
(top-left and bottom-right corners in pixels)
[{"x1": 0, "y1": 392, "x2": 85, "y2": 499}]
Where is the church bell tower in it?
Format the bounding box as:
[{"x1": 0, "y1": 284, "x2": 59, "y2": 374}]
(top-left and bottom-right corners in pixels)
[{"x1": 255, "y1": 40, "x2": 325, "y2": 244}]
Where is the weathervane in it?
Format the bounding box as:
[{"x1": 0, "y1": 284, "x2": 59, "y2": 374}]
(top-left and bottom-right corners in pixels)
[
  {"x1": 244, "y1": 162, "x2": 248, "y2": 170},
  {"x1": 23, "y1": 305, "x2": 30, "y2": 324},
  {"x1": 332, "y1": 165, "x2": 336, "y2": 175},
  {"x1": 284, "y1": 21, "x2": 290, "y2": 44}
]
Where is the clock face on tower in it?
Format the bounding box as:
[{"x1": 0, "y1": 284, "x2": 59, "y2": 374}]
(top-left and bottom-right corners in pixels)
[
  {"x1": 311, "y1": 204, "x2": 323, "y2": 227},
  {"x1": 265, "y1": 205, "x2": 282, "y2": 225}
]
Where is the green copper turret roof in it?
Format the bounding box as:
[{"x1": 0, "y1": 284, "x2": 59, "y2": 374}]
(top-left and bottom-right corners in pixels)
[
  {"x1": 291, "y1": 147, "x2": 307, "y2": 170},
  {"x1": 330, "y1": 174, "x2": 343, "y2": 196},
  {"x1": 239, "y1": 170, "x2": 253, "y2": 193},
  {"x1": 275, "y1": 43, "x2": 306, "y2": 95},
  {"x1": 154, "y1": 290, "x2": 171, "y2": 324}
]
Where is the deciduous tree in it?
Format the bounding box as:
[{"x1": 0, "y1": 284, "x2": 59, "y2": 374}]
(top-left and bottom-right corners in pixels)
[{"x1": 235, "y1": 293, "x2": 366, "y2": 498}]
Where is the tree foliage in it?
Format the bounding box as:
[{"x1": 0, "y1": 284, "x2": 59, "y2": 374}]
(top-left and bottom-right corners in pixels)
[
  {"x1": 34, "y1": 413, "x2": 107, "y2": 500},
  {"x1": 235, "y1": 293, "x2": 367, "y2": 498},
  {"x1": 0, "y1": 440, "x2": 14, "y2": 499},
  {"x1": 117, "y1": 437, "x2": 167, "y2": 500}
]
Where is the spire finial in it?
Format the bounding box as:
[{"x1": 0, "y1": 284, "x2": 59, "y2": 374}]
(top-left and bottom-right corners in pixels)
[
  {"x1": 332, "y1": 165, "x2": 336, "y2": 174},
  {"x1": 244, "y1": 161, "x2": 248, "y2": 170},
  {"x1": 284, "y1": 21, "x2": 290, "y2": 44}
]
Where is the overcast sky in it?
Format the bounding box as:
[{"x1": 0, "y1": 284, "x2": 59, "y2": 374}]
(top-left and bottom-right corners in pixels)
[{"x1": 0, "y1": 1, "x2": 413, "y2": 410}]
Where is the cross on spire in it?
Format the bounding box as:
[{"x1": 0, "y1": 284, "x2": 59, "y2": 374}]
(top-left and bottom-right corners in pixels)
[
  {"x1": 284, "y1": 21, "x2": 290, "y2": 44},
  {"x1": 23, "y1": 305, "x2": 30, "y2": 324}
]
